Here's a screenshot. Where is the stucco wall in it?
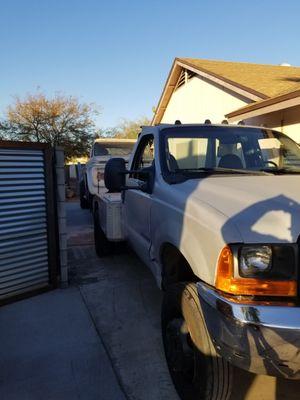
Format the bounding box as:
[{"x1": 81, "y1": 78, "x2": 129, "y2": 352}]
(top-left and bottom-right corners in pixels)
[
  {"x1": 161, "y1": 75, "x2": 251, "y2": 125},
  {"x1": 244, "y1": 105, "x2": 300, "y2": 143}
]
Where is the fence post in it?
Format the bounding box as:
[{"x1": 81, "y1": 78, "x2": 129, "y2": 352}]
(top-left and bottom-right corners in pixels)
[{"x1": 55, "y1": 147, "x2": 68, "y2": 288}]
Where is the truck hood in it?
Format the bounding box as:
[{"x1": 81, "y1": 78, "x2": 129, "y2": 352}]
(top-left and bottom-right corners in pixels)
[{"x1": 181, "y1": 175, "x2": 300, "y2": 243}]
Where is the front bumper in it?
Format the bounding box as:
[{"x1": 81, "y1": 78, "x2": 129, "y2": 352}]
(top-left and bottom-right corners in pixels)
[{"x1": 197, "y1": 282, "x2": 300, "y2": 379}]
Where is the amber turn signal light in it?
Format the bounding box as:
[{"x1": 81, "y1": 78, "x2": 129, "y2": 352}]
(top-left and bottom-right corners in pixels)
[{"x1": 215, "y1": 246, "x2": 297, "y2": 297}]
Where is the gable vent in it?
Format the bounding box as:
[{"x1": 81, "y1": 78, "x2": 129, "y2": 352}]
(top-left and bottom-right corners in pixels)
[{"x1": 175, "y1": 69, "x2": 196, "y2": 91}]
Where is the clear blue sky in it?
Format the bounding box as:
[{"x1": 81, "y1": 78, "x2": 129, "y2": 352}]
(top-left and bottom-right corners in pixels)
[{"x1": 1, "y1": 0, "x2": 300, "y2": 128}]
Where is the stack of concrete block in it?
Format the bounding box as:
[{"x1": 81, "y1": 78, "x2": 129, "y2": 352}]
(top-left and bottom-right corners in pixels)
[{"x1": 55, "y1": 147, "x2": 68, "y2": 288}]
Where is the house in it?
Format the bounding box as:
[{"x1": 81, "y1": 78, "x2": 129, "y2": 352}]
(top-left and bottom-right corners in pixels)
[{"x1": 152, "y1": 58, "x2": 300, "y2": 143}]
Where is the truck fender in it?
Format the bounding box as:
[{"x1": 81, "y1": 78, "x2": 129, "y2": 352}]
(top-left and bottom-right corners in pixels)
[{"x1": 151, "y1": 219, "x2": 213, "y2": 286}]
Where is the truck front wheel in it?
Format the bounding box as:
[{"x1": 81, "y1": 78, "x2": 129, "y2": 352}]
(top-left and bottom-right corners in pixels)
[
  {"x1": 161, "y1": 282, "x2": 232, "y2": 400},
  {"x1": 80, "y1": 180, "x2": 89, "y2": 209},
  {"x1": 93, "y1": 208, "x2": 113, "y2": 257}
]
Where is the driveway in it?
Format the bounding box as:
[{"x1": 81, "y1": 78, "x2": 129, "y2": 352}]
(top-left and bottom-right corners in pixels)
[
  {"x1": 67, "y1": 201, "x2": 300, "y2": 400},
  {"x1": 67, "y1": 201, "x2": 179, "y2": 400},
  {"x1": 1, "y1": 200, "x2": 299, "y2": 400}
]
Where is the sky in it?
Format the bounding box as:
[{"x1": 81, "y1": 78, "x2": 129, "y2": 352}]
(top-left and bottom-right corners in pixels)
[{"x1": 1, "y1": 0, "x2": 300, "y2": 128}]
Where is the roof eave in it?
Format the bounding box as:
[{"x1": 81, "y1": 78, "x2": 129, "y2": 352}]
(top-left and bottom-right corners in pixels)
[
  {"x1": 226, "y1": 89, "x2": 300, "y2": 121},
  {"x1": 151, "y1": 59, "x2": 182, "y2": 125},
  {"x1": 151, "y1": 58, "x2": 267, "y2": 126}
]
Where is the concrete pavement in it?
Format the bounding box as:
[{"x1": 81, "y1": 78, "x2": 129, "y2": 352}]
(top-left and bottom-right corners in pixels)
[
  {"x1": 67, "y1": 201, "x2": 179, "y2": 400},
  {"x1": 0, "y1": 283, "x2": 126, "y2": 400}
]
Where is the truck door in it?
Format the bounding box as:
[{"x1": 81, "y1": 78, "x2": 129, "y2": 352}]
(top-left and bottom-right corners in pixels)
[{"x1": 124, "y1": 134, "x2": 154, "y2": 265}]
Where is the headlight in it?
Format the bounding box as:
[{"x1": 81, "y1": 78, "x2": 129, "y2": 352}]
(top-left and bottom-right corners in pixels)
[
  {"x1": 239, "y1": 246, "x2": 272, "y2": 277},
  {"x1": 92, "y1": 167, "x2": 104, "y2": 186},
  {"x1": 215, "y1": 245, "x2": 297, "y2": 297}
]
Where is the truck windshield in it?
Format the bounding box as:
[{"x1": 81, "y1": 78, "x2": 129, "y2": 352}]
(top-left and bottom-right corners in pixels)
[
  {"x1": 94, "y1": 142, "x2": 135, "y2": 157},
  {"x1": 161, "y1": 126, "x2": 300, "y2": 178}
]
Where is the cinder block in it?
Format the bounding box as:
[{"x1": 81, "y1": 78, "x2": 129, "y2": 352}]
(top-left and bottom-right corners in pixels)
[
  {"x1": 57, "y1": 201, "x2": 66, "y2": 219},
  {"x1": 57, "y1": 185, "x2": 66, "y2": 202},
  {"x1": 60, "y1": 248, "x2": 68, "y2": 267},
  {"x1": 56, "y1": 169, "x2": 65, "y2": 185},
  {"x1": 55, "y1": 149, "x2": 65, "y2": 167},
  {"x1": 58, "y1": 217, "x2": 67, "y2": 235},
  {"x1": 59, "y1": 233, "x2": 67, "y2": 251},
  {"x1": 60, "y1": 265, "x2": 69, "y2": 287}
]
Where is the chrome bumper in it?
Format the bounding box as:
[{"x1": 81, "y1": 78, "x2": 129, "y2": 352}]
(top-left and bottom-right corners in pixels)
[{"x1": 197, "y1": 282, "x2": 300, "y2": 379}]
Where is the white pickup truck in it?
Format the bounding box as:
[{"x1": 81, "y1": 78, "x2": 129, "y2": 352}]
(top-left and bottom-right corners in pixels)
[
  {"x1": 92, "y1": 123, "x2": 300, "y2": 400},
  {"x1": 79, "y1": 138, "x2": 135, "y2": 209}
]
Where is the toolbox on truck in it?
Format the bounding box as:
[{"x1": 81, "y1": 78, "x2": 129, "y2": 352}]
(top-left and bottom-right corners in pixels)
[{"x1": 99, "y1": 193, "x2": 124, "y2": 241}]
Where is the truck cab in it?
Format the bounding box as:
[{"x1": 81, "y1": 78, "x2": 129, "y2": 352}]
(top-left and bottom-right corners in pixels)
[{"x1": 79, "y1": 138, "x2": 135, "y2": 209}]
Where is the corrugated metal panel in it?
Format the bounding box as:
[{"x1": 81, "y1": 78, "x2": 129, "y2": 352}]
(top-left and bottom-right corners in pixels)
[{"x1": 0, "y1": 147, "x2": 50, "y2": 301}]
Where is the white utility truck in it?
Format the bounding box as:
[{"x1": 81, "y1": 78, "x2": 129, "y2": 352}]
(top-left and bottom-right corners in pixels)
[
  {"x1": 93, "y1": 123, "x2": 300, "y2": 400},
  {"x1": 79, "y1": 138, "x2": 135, "y2": 209}
]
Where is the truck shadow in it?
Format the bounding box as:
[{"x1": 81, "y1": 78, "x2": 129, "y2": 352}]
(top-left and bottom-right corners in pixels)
[{"x1": 221, "y1": 194, "x2": 300, "y2": 244}]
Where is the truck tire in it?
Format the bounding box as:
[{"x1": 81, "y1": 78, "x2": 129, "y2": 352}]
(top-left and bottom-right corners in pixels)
[
  {"x1": 162, "y1": 282, "x2": 232, "y2": 400},
  {"x1": 80, "y1": 180, "x2": 89, "y2": 209},
  {"x1": 93, "y1": 208, "x2": 113, "y2": 257}
]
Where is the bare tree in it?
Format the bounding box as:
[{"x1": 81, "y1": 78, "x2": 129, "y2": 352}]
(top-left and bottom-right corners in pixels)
[
  {"x1": 1, "y1": 93, "x2": 99, "y2": 160},
  {"x1": 114, "y1": 116, "x2": 151, "y2": 139}
]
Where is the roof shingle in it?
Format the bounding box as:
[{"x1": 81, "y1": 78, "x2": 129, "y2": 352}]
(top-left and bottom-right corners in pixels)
[{"x1": 179, "y1": 58, "x2": 300, "y2": 98}]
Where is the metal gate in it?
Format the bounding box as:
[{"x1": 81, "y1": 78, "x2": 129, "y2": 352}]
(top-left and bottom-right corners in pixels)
[{"x1": 0, "y1": 141, "x2": 58, "y2": 304}]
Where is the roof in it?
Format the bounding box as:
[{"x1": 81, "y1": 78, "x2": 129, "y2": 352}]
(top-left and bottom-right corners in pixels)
[
  {"x1": 152, "y1": 58, "x2": 300, "y2": 125},
  {"x1": 94, "y1": 138, "x2": 136, "y2": 144},
  {"x1": 226, "y1": 89, "x2": 300, "y2": 120},
  {"x1": 180, "y1": 58, "x2": 300, "y2": 98}
]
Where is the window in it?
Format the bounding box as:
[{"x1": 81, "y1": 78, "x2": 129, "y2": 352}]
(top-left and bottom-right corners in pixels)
[
  {"x1": 216, "y1": 140, "x2": 246, "y2": 168},
  {"x1": 167, "y1": 137, "x2": 208, "y2": 170},
  {"x1": 160, "y1": 126, "x2": 300, "y2": 181},
  {"x1": 93, "y1": 142, "x2": 134, "y2": 157},
  {"x1": 131, "y1": 135, "x2": 154, "y2": 181},
  {"x1": 258, "y1": 138, "x2": 282, "y2": 167}
]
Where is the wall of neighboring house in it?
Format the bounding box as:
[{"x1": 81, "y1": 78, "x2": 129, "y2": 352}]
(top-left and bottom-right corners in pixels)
[
  {"x1": 243, "y1": 105, "x2": 300, "y2": 143},
  {"x1": 161, "y1": 74, "x2": 251, "y2": 125}
]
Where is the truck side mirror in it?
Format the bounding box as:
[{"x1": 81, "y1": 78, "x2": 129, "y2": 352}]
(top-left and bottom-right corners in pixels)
[{"x1": 104, "y1": 158, "x2": 126, "y2": 192}]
